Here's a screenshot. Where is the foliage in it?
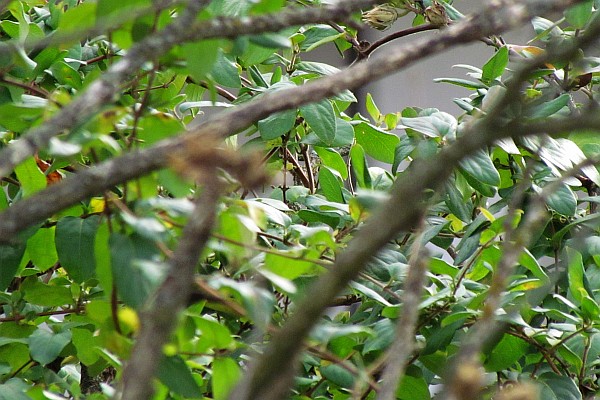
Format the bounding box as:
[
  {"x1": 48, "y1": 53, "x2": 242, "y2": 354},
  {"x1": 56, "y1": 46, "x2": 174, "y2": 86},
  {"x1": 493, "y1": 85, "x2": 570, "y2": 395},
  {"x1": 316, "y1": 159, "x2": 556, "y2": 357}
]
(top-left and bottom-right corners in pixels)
[{"x1": 0, "y1": 0, "x2": 598, "y2": 399}]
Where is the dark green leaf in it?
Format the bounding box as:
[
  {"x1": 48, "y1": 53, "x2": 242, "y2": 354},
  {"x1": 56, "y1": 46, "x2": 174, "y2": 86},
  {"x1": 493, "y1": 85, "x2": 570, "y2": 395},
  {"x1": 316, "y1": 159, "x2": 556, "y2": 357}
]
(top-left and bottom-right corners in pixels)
[
  {"x1": 110, "y1": 233, "x2": 164, "y2": 309},
  {"x1": 321, "y1": 364, "x2": 353, "y2": 388},
  {"x1": 538, "y1": 373, "x2": 582, "y2": 400},
  {"x1": 157, "y1": 355, "x2": 202, "y2": 398},
  {"x1": 545, "y1": 183, "x2": 577, "y2": 217},
  {"x1": 55, "y1": 216, "x2": 100, "y2": 282},
  {"x1": 28, "y1": 329, "x2": 71, "y2": 366},
  {"x1": 459, "y1": 149, "x2": 500, "y2": 187},
  {"x1": 300, "y1": 100, "x2": 336, "y2": 145},
  {"x1": 0, "y1": 378, "x2": 31, "y2": 400},
  {"x1": 527, "y1": 94, "x2": 570, "y2": 119},
  {"x1": 258, "y1": 109, "x2": 296, "y2": 140},
  {"x1": 0, "y1": 242, "x2": 26, "y2": 291}
]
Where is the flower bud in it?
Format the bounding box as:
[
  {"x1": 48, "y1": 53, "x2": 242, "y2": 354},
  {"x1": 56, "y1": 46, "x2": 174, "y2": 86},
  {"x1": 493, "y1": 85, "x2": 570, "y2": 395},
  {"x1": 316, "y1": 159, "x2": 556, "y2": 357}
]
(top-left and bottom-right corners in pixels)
[
  {"x1": 425, "y1": 0, "x2": 450, "y2": 27},
  {"x1": 362, "y1": 4, "x2": 400, "y2": 31}
]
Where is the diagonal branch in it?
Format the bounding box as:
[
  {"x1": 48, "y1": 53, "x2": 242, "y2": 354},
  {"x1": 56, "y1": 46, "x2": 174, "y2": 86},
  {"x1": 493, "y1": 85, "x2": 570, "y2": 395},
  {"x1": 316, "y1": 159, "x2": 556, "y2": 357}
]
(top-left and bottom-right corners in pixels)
[
  {"x1": 0, "y1": 0, "x2": 580, "y2": 243},
  {"x1": 377, "y1": 228, "x2": 429, "y2": 400}
]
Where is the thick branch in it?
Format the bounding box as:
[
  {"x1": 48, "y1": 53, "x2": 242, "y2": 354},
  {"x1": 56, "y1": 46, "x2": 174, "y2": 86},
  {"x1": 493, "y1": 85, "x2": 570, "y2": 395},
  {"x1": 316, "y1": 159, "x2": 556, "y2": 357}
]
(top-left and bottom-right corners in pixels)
[
  {"x1": 0, "y1": 0, "x2": 381, "y2": 179},
  {"x1": 0, "y1": 0, "x2": 579, "y2": 242},
  {"x1": 117, "y1": 179, "x2": 223, "y2": 400}
]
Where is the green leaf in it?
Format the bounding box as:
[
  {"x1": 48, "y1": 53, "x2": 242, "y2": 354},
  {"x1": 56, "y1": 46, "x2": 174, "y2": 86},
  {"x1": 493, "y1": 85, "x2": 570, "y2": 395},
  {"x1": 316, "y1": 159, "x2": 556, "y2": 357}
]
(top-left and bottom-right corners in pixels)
[
  {"x1": 194, "y1": 316, "x2": 234, "y2": 352},
  {"x1": 14, "y1": 157, "x2": 46, "y2": 198},
  {"x1": 0, "y1": 103, "x2": 45, "y2": 132},
  {"x1": 55, "y1": 216, "x2": 100, "y2": 282},
  {"x1": 365, "y1": 93, "x2": 381, "y2": 122},
  {"x1": 363, "y1": 319, "x2": 395, "y2": 354},
  {"x1": 564, "y1": 0, "x2": 594, "y2": 29},
  {"x1": 110, "y1": 233, "x2": 163, "y2": 309},
  {"x1": 538, "y1": 373, "x2": 582, "y2": 400},
  {"x1": 94, "y1": 222, "x2": 112, "y2": 292},
  {"x1": 350, "y1": 144, "x2": 371, "y2": 189},
  {"x1": 321, "y1": 364, "x2": 353, "y2": 388},
  {"x1": 0, "y1": 242, "x2": 27, "y2": 291},
  {"x1": 22, "y1": 279, "x2": 73, "y2": 307},
  {"x1": 71, "y1": 328, "x2": 99, "y2": 365},
  {"x1": 300, "y1": 100, "x2": 336, "y2": 145},
  {"x1": 354, "y1": 122, "x2": 400, "y2": 163},
  {"x1": 0, "y1": 379, "x2": 31, "y2": 400},
  {"x1": 157, "y1": 355, "x2": 202, "y2": 398},
  {"x1": 258, "y1": 109, "x2": 296, "y2": 140},
  {"x1": 445, "y1": 180, "x2": 471, "y2": 223},
  {"x1": 299, "y1": 25, "x2": 342, "y2": 52},
  {"x1": 400, "y1": 112, "x2": 457, "y2": 139},
  {"x1": 527, "y1": 94, "x2": 570, "y2": 119},
  {"x1": 27, "y1": 227, "x2": 57, "y2": 271},
  {"x1": 210, "y1": 50, "x2": 241, "y2": 88},
  {"x1": 97, "y1": 0, "x2": 147, "y2": 19},
  {"x1": 314, "y1": 147, "x2": 348, "y2": 179},
  {"x1": 212, "y1": 357, "x2": 241, "y2": 400},
  {"x1": 458, "y1": 149, "x2": 500, "y2": 187},
  {"x1": 318, "y1": 167, "x2": 344, "y2": 203},
  {"x1": 138, "y1": 111, "x2": 184, "y2": 146},
  {"x1": 544, "y1": 183, "x2": 577, "y2": 217},
  {"x1": 433, "y1": 77, "x2": 488, "y2": 89},
  {"x1": 484, "y1": 334, "x2": 528, "y2": 372},
  {"x1": 397, "y1": 365, "x2": 431, "y2": 400},
  {"x1": 249, "y1": 33, "x2": 290, "y2": 49},
  {"x1": 481, "y1": 46, "x2": 509, "y2": 84},
  {"x1": 28, "y1": 329, "x2": 71, "y2": 366},
  {"x1": 429, "y1": 258, "x2": 459, "y2": 278},
  {"x1": 264, "y1": 251, "x2": 324, "y2": 280},
  {"x1": 57, "y1": 2, "x2": 96, "y2": 34},
  {"x1": 47, "y1": 60, "x2": 82, "y2": 89},
  {"x1": 183, "y1": 40, "x2": 221, "y2": 82},
  {"x1": 567, "y1": 248, "x2": 586, "y2": 305},
  {"x1": 519, "y1": 249, "x2": 549, "y2": 281}
]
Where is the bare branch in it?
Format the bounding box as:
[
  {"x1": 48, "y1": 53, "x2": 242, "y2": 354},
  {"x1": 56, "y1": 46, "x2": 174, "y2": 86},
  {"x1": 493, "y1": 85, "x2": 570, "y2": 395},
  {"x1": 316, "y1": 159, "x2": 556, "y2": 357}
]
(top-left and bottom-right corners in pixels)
[{"x1": 377, "y1": 229, "x2": 429, "y2": 400}]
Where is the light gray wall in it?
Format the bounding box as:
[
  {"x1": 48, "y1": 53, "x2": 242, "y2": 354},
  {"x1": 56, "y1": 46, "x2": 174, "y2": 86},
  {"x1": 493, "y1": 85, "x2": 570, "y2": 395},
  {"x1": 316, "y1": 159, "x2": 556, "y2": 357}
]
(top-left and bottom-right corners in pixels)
[{"x1": 307, "y1": 0, "x2": 535, "y2": 116}]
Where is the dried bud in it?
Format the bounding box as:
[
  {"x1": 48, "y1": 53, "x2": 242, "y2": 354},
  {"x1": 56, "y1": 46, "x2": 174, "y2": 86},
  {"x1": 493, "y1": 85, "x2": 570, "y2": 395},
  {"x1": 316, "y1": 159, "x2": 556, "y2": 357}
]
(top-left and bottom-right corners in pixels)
[
  {"x1": 362, "y1": 4, "x2": 400, "y2": 31},
  {"x1": 424, "y1": 0, "x2": 450, "y2": 27}
]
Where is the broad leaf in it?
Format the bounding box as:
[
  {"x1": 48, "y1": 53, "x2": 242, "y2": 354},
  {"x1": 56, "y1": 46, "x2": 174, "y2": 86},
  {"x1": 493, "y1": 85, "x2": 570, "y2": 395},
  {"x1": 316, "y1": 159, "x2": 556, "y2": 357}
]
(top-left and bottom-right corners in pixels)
[{"x1": 55, "y1": 216, "x2": 100, "y2": 282}]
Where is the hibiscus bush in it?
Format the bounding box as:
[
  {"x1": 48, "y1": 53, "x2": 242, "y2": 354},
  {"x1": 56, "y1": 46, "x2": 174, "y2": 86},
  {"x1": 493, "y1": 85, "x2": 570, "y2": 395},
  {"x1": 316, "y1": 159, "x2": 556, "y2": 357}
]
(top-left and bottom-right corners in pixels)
[{"x1": 0, "y1": 1, "x2": 599, "y2": 399}]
